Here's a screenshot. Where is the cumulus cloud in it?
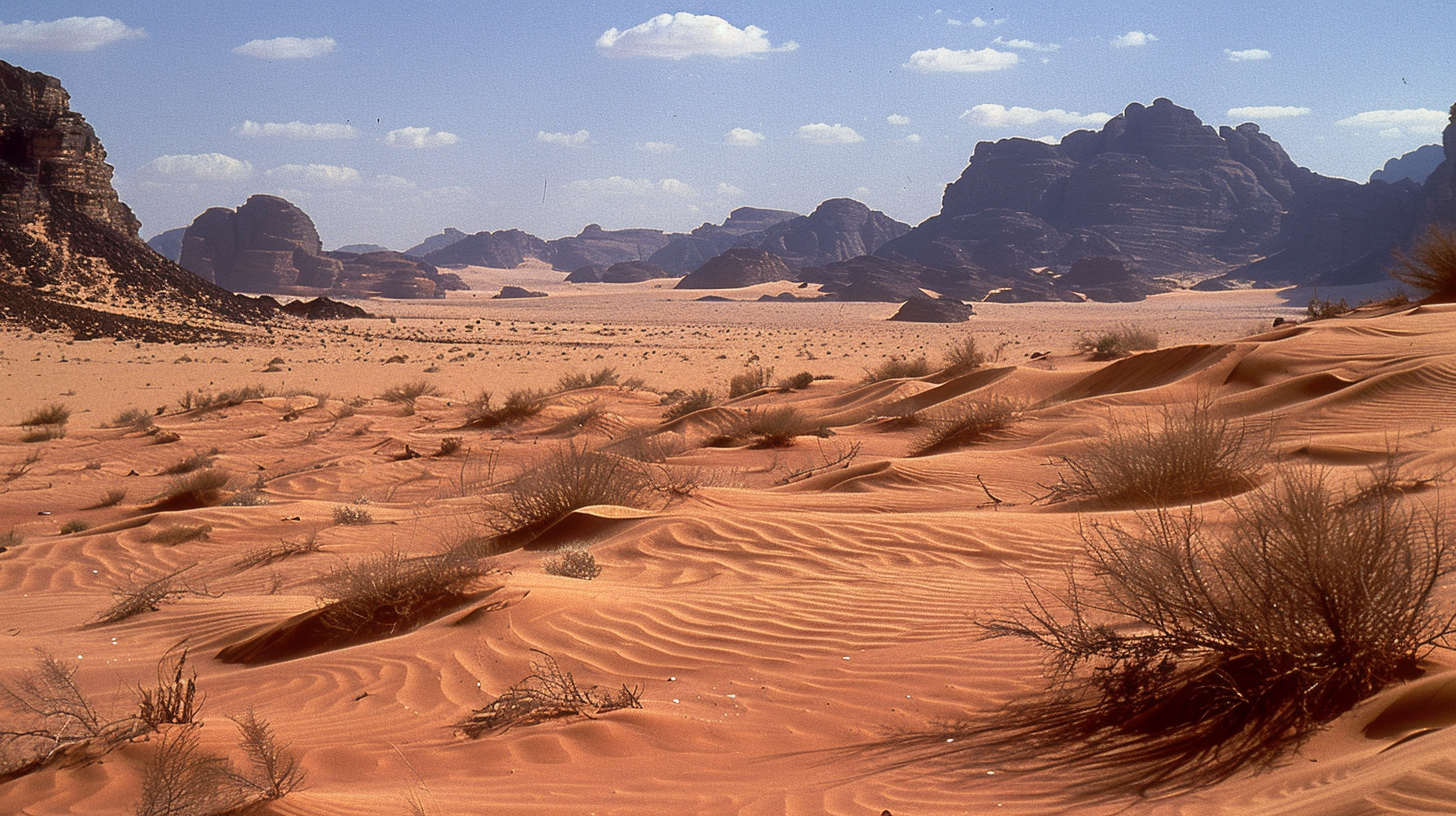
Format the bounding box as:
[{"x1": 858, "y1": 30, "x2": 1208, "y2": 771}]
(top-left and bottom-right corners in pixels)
[
  {"x1": 372, "y1": 174, "x2": 416, "y2": 191},
  {"x1": 638, "y1": 141, "x2": 678, "y2": 153},
  {"x1": 538, "y1": 129, "x2": 590, "y2": 147},
  {"x1": 1227, "y1": 105, "x2": 1311, "y2": 120},
  {"x1": 569, "y1": 176, "x2": 697, "y2": 196},
  {"x1": 904, "y1": 46, "x2": 1018, "y2": 73},
  {"x1": 1111, "y1": 31, "x2": 1157, "y2": 48},
  {"x1": 795, "y1": 123, "x2": 864, "y2": 145},
  {"x1": 265, "y1": 163, "x2": 361, "y2": 187},
  {"x1": 385, "y1": 127, "x2": 460, "y2": 148},
  {"x1": 232, "y1": 36, "x2": 336, "y2": 60},
  {"x1": 597, "y1": 12, "x2": 796, "y2": 59},
  {"x1": 994, "y1": 36, "x2": 1060, "y2": 52},
  {"x1": 234, "y1": 120, "x2": 358, "y2": 140},
  {"x1": 716, "y1": 182, "x2": 745, "y2": 197},
  {"x1": 961, "y1": 104, "x2": 1112, "y2": 128},
  {"x1": 0, "y1": 16, "x2": 145, "y2": 51},
  {"x1": 886, "y1": 114, "x2": 911, "y2": 126},
  {"x1": 724, "y1": 127, "x2": 765, "y2": 146},
  {"x1": 901, "y1": 133, "x2": 922, "y2": 144},
  {"x1": 139, "y1": 153, "x2": 253, "y2": 182},
  {"x1": 1337, "y1": 108, "x2": 1449, "y2": 136},
  {"x1": 1225, "y1": 48, "x2": 1271, "y2": 61}
]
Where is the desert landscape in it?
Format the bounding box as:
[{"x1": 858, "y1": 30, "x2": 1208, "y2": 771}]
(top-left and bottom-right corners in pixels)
[{"x1": 5, "y1": 5, "x2": 1456, "y2": 814}]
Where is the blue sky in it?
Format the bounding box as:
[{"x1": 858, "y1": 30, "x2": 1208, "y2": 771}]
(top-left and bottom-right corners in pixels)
[{"x1": 3, "y1": 1, "x2": 1452, "y2": 249}]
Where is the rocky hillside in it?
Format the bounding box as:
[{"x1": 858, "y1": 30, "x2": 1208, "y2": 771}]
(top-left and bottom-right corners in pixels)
[
  {"x1": 648, "y1": 207, "x2": 800, "y2": 274},
  {"x1": 0, "y1": 59, "x2": 274, "y2": 336},
  {"x1": 755, "y1": 198, "x2": 910, "y2": 269}
]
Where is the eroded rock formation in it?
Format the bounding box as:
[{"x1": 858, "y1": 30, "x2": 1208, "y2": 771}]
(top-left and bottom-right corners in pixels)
[{"x1": 675, "y1": 248, "x2": 791, "y2": 289}]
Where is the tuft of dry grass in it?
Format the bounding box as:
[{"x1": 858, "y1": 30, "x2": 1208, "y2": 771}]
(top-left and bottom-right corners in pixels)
[
  {"x1": 776, "y1": 371, "x2": 815, "y2": 391},
  {"x1": 900, "y1": 464, "x2": 1456, "y2": 795},
  {"x1": 135, "y1": 648, "x2": 200, "y2": 729},
  {"x1": 1043, "y1": 400, "x2": 1264, "y2": 508},
  {"x1": 487, "y1": 442, "x2": 655, "y2": 539},
  {"x1": 147, "y1": 524, "x2": 213, "y2": 547},
  {"x1": 941, "y1": 335, "x2": 987, "y2": 376},
  {"x1": 542, "y1": 547, "x2": 602, "y2": 580},
  {"x1": 233, "y1": 532, "x2": 322, "y2": 570},
  {"x1": 1391, "y1": 224, "x2": 1456, "y2": 302},
  {"x1": 89, "y1": 487, "x2": 128, "y2": 509},
  {"x1": 863, "y1": 355, "x2": 931, "y2": 383},
  {"x1": 152, "y1": 469, "x2": 231, "y2": 508},
  {"x1": 744, "y1": 406, "x2": 817, "y2": 448},
  {"x1": 19, "y1": 403, "x2": 70, "y2": 428},
  {"x1": 464, "y1": 389, "x2": 545, "y2": 428},
  {"x1": 59, "y1": 519, "x2": 90, "y2": 535},
  {"x1": 315, "y1": 550, "x2": 482, "y2": 635},
  {"x1": 728, "y1": 366, "x2": 773, "y2": 399},
  {"x1": 661, "y1": 388, "x2": 717, "y2": 421},
  {"x1": 458, "y1": 651, "x2": 642, "y2": 738},
  {"x1": 162, "y1": 448, "x2": 220, "y2": 475},
  {"x1": 108, "y1": 407, "x2": 156, "y2": 433},
  {"x1": 379, "y1": 380, "x2": 440, "y2": 412},
  {"x1": 332, "y1": 504, "x2": 373, "y2": 525},
  {"x1": 178, "y1": 384, "x2": 268, "y2": 414},
  {"x1": 557, "y1": 366, "x2": 619, "y2": 392},
  {"x1": 1075, "y1": 325, "x2": 1159, "y2": 360},
  {"x1": 547, "y1": 400, "x2": 604, "y2": 435},
  {"x1": 911, "y1": 397, "x2": 1025, "y2": 456}
]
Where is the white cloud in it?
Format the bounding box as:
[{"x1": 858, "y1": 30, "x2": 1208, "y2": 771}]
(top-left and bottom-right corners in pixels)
[
  {"x1": 795, "y1": 123, "x2": 864, "y2": 145},
  {"x1": 232, "y1": 36, "x2": 336, "y2": 60},
  {"x1": 569, "y1": 177, "x2": 697, "y2": 197},
  {"x1": 1227, "y1": 106, "x2": 1311, "y2": 120},
  {"x1": 0, "y1": 16, "x2": 145, "y2": 51},
  {"x1": 961, "y1": 104, "x2": 1112, "y2": 128},
  {"x1": 901, "y1": 133, "x2": 922, "y2": 144},
  {"x1": 638, "y1": 141, "x2": 678, "y2": 154},
  {"x1": 904, "y1": 47, "x2": 1018, "y2": 73},
  {"x1": 994, "y1": 36, "x2": 1060, "y2": 52},
  {"x1": 1380, "y1": 128, "x2": 1404, "y2": 138},
  {"x1": 1337, "y1": 108, "x2": 1449, "y2": 136},
  {"x1": 886, "y1": 114, "x2": 911, "y2": 126},
  {"x1": 1225, "y1": 48, "x2": 1271, "y2": 62},
  {"x1": 597, "y1": 12, "x2": 796, "y2": 59},
  {"x1": 234, "y1": 120, "x2": 358, "y2": 140},
  {"x1": 265, "y1": 163, "x2": 361, "y2": 187},
  {"x1": 372, "y1": 174, "x2": 416, "y2": 191},
  {"x1": 724, "y1": 127, "x2": 765, "y2": 147},
  {"x1": 139, "y1": 153, "x2": 253, "y2": 182},
  {"x1": 385, "y1": 127, "x2": 460, "y2": 148},
  {"x1": 1111, "y1": 31, "x2": 1157, "y2": 48},
  {"x1": 716, "y1": 182, "x2": 745, "y2": 197},
  {"x1": 538, "y1": 129, "x2": 590, "y2": 147}
]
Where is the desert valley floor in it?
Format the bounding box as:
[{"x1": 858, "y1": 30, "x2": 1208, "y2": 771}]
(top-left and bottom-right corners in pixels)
[{"x1": 6, "y1": 272, "x2": 1456, "y2": 815}]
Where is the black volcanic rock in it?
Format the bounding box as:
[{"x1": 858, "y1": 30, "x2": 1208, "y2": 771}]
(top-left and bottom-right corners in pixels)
[
  {"x1": 546, "y1": 224, "x2": 676, "y2": 270},
  {"x1": 600, "y1": 260, "x2": 671, "y2": 283},
  {"x1": 180, "y1": 194, "x2": 345, "y2": 292},
  {"x1": 146, "y1": 227, "x2": 187, "y2": 262},
  {"x1": 888, "y1": 298, "x2": 973, "y2": 322},
  {"x1": 405, "y1": 227, "x2": 468, "y2": 258},
  {"x1": 421, "y1": 228, "x2": 548, "y2": 268},
  {"x1": 0, "y1": 59, "x2": 274, "y2": 335},
  {"x1": 493, "y1": 285, "x2": 547, "y2": 299},
  {"x1": 675, "y1": 248, "x2": 791, "y2": 289},
  {"x1": 281, "y1": 296, "x2": 370, "y2": 319},
  {"x1": 648, "y1": 206, "x2": 801, "y2": 274},
  {"x1": 1372, "y1": 144, "x2": 1445, "y2": 184},
  {"x1": 754, "y1": 199, "x2": 910, "y2": 269}
]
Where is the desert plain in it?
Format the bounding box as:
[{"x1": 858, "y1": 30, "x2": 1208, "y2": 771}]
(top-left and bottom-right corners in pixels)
[{"x1": 6, "y1": 272, "x2": 1456, "y2": 816}]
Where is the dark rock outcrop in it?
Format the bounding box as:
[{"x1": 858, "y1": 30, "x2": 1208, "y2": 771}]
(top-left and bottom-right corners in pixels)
[
  {"x1": 0, "y1": 59, "x2": 274, "y2": 336},
  {"x1": 600, "y1": 260, "x2": 671, "y2": 283},
  {"x1": 888, "y1": 298, "x2": 974, "y2": 322},
  {"x1": 280, "y1": 296, "x2": 371, "y2": 319},
  {"x1": 335, "y1": 243, "x2": 390, "y2": 254},
  {"x1": 545, "y1": 224, "x2": 676, "y2": 270},
  {"x1": 648, "y1": 206, "x2": 800, "y2": 274},
  {"x1": 146, "y1": 227, "x2": 187, "y2": 262},
  {"x1": 1372, "y1": 144, "x2": 1445, "y2": 184},
  {"x1": 493, "y1": 285, "x2": 547, "y2": 299},
  {"x1": 405, "y1": 227, "x2": 469, "y2": 258},
  {"x1": 325, "y1": 250, "x2": 464, "y2": 299},
  {"x1": 1415, "y1": 105, "x2": 1456, "y2": 232},
  {"x1": 675, "y1": 248, "x2": 791, "y2": 289},
  {"x1": 755, "y1": 198, "x2": 910, "y2": 269},
  {"x1": 1056, "y1": 256, "x2": 1161, "y2": 302},
  {"x1": 421, "y1": 228, "x2": 548, "y2": 268},
  {"x1": 798, "y1": 255, "x2": 936, "y2": 302},
  {"x1": 564, "y1": 264, "x2": 605, "y2": 283},
  {"x1": 179, "y1": 194, "x2": 346, "y2": 292}
]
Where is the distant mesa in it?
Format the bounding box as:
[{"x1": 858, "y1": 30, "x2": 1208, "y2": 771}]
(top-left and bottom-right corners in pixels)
[
  {"x1": 146, "y1": 226, "x2": 187, "y2": 262},
  {"x1": 405, "y1": 227, "x2": 469, "y2": 257},
  {"x1": 421, "y1": 228, "x2": 549, "y2": 268},
  {"x1": 1371, "y1": 144, "x2": 1445, "y2": 185},
  {"x1": 888, "y1": 297, "x2": 974, "y2": 323},
  {"x1": 0, "y1": 59, "x2": 274, "y2": 339},
  {"x1": 547, "y1": 223, "x2": 675, "y2": 270},
  {"x1": 334, "y1": 243, "x2": 391, "y2": 254},
  {"x1": 676, "y1": 247, "x2": 792, "y2": 289},
  {"x1": 179, "y1": 195, "x2": 461, "y2": 298},
  {"x1": 493, "y1": 285, "x2": 547, "y2": 299}
]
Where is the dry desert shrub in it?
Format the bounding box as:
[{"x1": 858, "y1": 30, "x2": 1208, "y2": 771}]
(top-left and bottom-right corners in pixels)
[
  {"x1": 557, "y1": 366, "x2": 619, "y2": 392},
  {"x1": 661, "y1": 388, "x2": 717, "y2": 421},
  {"x1": 59, "y1": 519, "x2": 90, "y2": 535},
  {"x1": 1075, "y1": 324, "x2": 1160, "y2": 360},
  {"x1": 434, "y1": 436, "x2": 464, "y2": 457},
  {"x1": 547, "y1": 400, "x2": 604, "y2": 435},
  {"x1": 4, "y1": 450, "x2": 41, "y2": 483},
  {"x1": 152, "y1": 469, "x2": 231, "y2": 508},
  {"x1": 134, "y1": 648, "x2": 200, "y2": 729},
  {"x1": 332, "y1": 503, "x2": 373, "y2": 525},
  {"x1": 20, "y1": 403, "x2": 70, "y2": 428},
  {"x1": 108, "y1": 407, "x2": 156, "y2": 433},
  {"x1": 147, "y1": 524, "x2": 213, "y2": 546},
  {"x1": 315, "y1": 550, "x2": 482, "y2": 635},
  {"x1": 611, "y1": 429, "x2": 687, "y2": 464},
  {"x1": 162, "y1": 448, "x2": 219, "y2": 475},
  {"x1": 487, "y1": 442, "x2": 655, "y2": 539},
  {"x1": 89, "y1": 487, "x2": 128, "y2": 509},
  {"x1": 134, "y1": 727, "x2": 242, "y2": 816},
  {"x1": 728, "y1": 365, "x2": 773, "y2": 398},
  {"x1": 1391, "y1": 224, "x2": 1456, "y2": 302},
  {"x1": 464, "y1": 388, "x2": 545, "y2": 428},
  {"x1": 911, "y1": 397, "x2": 1025, "y2": 457},
  {"x1": 776, "y1": 371, "x2": 815, "y2": 390},
  {"x1": 863, "y1": 355, "x2": 931, "y2": 383},
  {"x1": 233, "y1": 532, "x2": 322, "y2": 570},
  {"x1": 903, "y1": 465, "x2": 1456, "y2": 794},
  {"x1": 458, "y1": 651, "x2": 642, "y2": 737},
  {"x1": 941, "y1": 335, "x2": 988, "y2": 376},
  {"x1": 1042, "y1": 400, "x2": 1264, "y2": 508},
  {"x1": 178, "y1": 384, "x2": 268, "y2": 414},
  {"x1": 91, "y1": 565, "x2": 213, "y2": 625},
  {"x1": 1305, "y1": 296, "x2": 1352, "y2": 320},
  {"x1": 542, "y1": 546, "x2": 602, "y2": 580},
  {"x1": 379, "y1": 379, "x2": 440, "y2": 414},
  {"x1": 745, "y1": 405, "x2": 816, "y2": 448}
]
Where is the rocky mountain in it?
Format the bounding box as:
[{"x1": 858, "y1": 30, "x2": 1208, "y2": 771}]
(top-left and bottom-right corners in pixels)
[
  {"x1": 756, "y1": 198, "x2": 910, "y2": 269},
  {"x1": 405, "y1": 227, "x2": 469, "y2": 257},
  {"x1": 324, "y1": 250, "x2": 466, "y2": 298},
  {"x1": 675, "y1": 248, "x2": 792, "y2": 289},
  {"x1": 420, "y1": 228, "x2": 548, "y2": 268},
  {"x1": 335, "y1": 243, "x2": 390, "y2": 254},
  {"x1": 1372, "y1": 144, "x2": 1446, "y2": 184},
  {"x1": 546, "y1": 224, "x2": 676, "y2": 269},
  {"x1": 1415, "y1": 105, "x2": 1456, "y2": 232},
  {"x1": 648, "y1": 207, "x2": 800, "y2": 274},
  {"x1": 876, "y1": 98, "x2": 1433, "y2": 300},
  {"x1": 146, "y1": 227, "x2": 187, "y2": 261},
  {"x1": 0, "y1": 59, "x2": 273, "y2": 338}
]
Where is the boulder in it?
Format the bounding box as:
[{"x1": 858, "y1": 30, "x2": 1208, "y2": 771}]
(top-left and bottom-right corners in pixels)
[
  {"x1": 675, "y1": 248, "x2": 792, "y2": 289},
  {"x1": 888, "y1": 298, "x2": 974, "y2": 322},
  {"x1": 564, "y1": 264, "x2": 606, "y2": 282},
  {"x1": 281, "y1": 297, "x2": 371, "y2": 319},
  {"x1": 493, "y1": 285, "x2": 547, "y2": 299},
  {"x1": 600, "y1": 260, "x2": 672, "y2": 283}
]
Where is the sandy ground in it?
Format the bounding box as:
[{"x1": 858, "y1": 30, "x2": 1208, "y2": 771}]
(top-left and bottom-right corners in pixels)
[{"x1": 4, "y1": 275, "x2": 1456, "y2": 815}]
